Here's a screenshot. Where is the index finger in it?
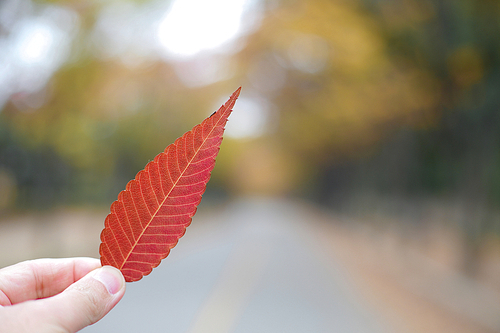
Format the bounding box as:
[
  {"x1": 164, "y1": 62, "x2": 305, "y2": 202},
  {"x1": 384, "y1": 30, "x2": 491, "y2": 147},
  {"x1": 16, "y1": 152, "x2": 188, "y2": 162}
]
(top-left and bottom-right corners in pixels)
[{"x1": 0, "y1": 258, "x2": 101, "y2": 306}]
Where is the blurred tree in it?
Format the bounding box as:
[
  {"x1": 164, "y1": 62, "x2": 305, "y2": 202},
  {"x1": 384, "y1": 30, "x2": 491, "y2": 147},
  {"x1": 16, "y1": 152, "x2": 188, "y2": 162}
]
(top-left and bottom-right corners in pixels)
[
  {"x1": 230, "y1": 0, "x2": 440, "y2": 195},
  {"x1": 1, "y1": 0, "x2": 499, "y2": 244},
  {"x1": 357, "y1": 0, "x2": 500, "y2": 207}
]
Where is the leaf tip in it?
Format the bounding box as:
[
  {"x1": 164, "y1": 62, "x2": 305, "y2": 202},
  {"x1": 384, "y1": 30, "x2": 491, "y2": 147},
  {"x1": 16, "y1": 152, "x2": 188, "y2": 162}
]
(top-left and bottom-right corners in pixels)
[{"x1": 233, "y1": 86, "x2": 242, "y2": 98}]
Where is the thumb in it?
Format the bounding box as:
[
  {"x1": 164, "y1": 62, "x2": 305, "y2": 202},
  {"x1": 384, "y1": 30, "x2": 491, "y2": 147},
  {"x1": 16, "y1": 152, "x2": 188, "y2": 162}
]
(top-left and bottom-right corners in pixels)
[{"x1": 40, "y1": 266, "x2": 126, "y2": 332}]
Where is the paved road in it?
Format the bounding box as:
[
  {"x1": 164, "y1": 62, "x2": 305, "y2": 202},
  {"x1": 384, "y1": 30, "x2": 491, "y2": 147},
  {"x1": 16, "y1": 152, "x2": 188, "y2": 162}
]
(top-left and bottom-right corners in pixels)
[{"x1": 82, "y1": 198, "x2": 389, "y2": 333}]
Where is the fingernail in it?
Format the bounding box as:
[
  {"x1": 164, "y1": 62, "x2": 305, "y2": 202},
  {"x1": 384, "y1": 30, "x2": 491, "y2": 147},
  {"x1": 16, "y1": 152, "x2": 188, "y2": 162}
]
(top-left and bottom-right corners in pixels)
[{"x1": 92, "y1": 266, "x2": 124, "y2": 295}]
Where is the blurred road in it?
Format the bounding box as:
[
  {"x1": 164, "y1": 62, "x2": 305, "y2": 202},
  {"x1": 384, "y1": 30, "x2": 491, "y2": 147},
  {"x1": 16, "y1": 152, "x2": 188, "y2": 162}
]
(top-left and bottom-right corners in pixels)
[
  {"x1": 1, "y1": 197, "x2": 499, "y2": 333},
  {"x1": 82, "y1": 198, "x2": 389, "y2": 333}
]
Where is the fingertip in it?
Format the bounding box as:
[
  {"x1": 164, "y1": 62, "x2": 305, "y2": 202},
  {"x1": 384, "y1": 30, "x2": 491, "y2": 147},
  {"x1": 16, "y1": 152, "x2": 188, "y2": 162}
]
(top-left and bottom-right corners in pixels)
[{"x1": 91, "y1": 266, "x2": 125, "y2": 295}]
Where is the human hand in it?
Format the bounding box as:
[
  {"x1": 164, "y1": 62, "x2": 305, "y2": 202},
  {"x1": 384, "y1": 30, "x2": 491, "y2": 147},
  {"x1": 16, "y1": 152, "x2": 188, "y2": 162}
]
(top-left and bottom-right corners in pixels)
[{"x1": 0, "y1": 258, "x2": 126, "y2": 333}]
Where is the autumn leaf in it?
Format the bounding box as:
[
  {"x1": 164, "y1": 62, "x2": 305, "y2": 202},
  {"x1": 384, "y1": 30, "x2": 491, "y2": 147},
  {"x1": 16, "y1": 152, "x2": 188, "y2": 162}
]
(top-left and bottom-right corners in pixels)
[{"x1": 99, "y1": 88, "x2": 240, "y2": 282}]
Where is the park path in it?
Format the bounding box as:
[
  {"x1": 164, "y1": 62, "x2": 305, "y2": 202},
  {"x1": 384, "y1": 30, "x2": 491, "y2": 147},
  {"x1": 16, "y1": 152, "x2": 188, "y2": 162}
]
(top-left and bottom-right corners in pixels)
[
  {"x1": 1, "y1": 197, "x2": 499, "y2": 332},
  {"x1": 82, "y1": 197, "x2": 390, "y2": 333},
  {"x1": 81, "y1": 197, "x2": 500, "y2": 333}
]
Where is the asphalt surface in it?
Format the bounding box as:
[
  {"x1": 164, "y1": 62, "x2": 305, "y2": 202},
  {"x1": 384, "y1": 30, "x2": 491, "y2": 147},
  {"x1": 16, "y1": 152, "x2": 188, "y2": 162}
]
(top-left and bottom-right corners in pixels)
[{"x1": 82, "y1": 197, "x2": 389, "y2": 333}]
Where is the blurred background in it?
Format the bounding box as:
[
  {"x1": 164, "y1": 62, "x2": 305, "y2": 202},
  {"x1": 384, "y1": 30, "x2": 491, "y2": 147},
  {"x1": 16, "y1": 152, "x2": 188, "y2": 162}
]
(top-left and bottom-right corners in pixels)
[{"x1": 1, "y1": 0, "x2": 500, "y2": 332}]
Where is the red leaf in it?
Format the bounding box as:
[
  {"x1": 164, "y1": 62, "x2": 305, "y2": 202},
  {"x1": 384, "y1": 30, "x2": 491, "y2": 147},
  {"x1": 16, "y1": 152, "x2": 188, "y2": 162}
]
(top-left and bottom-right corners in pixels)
[{"x1": 99, "y1": 88, "x2": 240, "y2": 282}]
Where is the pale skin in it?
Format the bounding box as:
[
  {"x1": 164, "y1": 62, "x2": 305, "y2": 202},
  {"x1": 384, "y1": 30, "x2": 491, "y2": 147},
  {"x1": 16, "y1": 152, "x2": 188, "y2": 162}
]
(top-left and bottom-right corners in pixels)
[{"x1": 0, "y1": 258, "x2": 126, "y2": 333}]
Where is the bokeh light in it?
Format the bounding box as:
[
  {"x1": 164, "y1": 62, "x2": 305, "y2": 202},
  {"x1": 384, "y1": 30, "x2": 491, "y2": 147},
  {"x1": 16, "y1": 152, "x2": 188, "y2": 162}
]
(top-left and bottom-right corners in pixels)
[
  {"x1": 157, "y1": 0, "x2": 248, "y2": 58},
  {"x1": 0, "y1": 0, "x2": 78, "y2": 108}
]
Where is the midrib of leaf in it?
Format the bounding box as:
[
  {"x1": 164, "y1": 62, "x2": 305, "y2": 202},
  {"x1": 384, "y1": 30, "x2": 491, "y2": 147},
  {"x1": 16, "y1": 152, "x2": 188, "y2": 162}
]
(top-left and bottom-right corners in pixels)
[{"x1": 119, "y1": 109, "x2": 230, "y2": 270}]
